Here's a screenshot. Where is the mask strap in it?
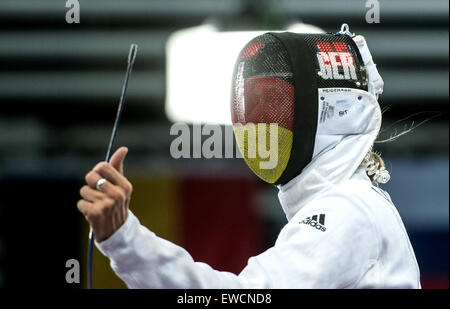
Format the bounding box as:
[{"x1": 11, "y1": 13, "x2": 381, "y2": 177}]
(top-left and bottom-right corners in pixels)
[{"x1": 352, "y1": 35, "x2": 384, "y2": 99}]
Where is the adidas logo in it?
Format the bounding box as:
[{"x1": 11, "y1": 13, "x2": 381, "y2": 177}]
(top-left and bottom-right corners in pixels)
[{"x1": 300, "y1": 214, "x2": 327, "y2": 232}]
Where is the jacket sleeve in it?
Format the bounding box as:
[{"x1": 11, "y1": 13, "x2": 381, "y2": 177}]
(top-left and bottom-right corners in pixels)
[
  {"x1": 96, "y1": 191, "x2": 379, "y2": 289},
  {"x1": 95, "y1": 210, "x2": 249, "y2": 288}
]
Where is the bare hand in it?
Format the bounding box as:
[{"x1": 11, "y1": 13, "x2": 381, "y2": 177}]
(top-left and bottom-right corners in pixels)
[{"x1": 77, "y1": 147, "x2": 133, "y2": 242}]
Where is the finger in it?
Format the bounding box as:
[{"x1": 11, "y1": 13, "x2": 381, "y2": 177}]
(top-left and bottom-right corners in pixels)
[
  {"x1": 80, "y1": 185, "x2": 105, "y2": 202},
  {"x1": 99, "y1": 182, "x2": 126, "y2": 204},
  {"x1": 85, "y1": 169, "x2": 128, "y2": 203},
  {"x1": 94, "y1": 162, "x2": 129, "y2": 189},
  {"x1": 77, "y1": 199, "x2": 95, "y2": 217},
  {"x1": 85, "y1": 170, "x2": 103, "y2": 190},
  {"x1": 85, "y1": 170, "x2": 116, "y2": 194},
  {"x1": 109, "y1": 147, "x2": 128, "y2": 174}
]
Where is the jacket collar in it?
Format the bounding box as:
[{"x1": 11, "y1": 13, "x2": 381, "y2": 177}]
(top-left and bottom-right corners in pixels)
[{"x1": 278, "y1": 167, "x2": 372, "y2": 220}]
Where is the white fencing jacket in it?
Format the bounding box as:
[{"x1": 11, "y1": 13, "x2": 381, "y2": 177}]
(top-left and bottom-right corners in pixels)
[
  {"x1": 96, "y1": 168, "x2": 420, "y2": 289},
  {"x1": 96, "y1": 35, "x2": 421, "y2": 289}
]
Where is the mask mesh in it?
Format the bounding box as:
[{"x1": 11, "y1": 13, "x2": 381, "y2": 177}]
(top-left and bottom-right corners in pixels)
[{"x1": 231, "y1": 34, "x2": 295, "y2": 183}]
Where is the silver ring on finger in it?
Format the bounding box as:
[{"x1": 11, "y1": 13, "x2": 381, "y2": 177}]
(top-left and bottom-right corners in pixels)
[{"x1": 96, "y1": 178, "x2": 107, "y2": 191}]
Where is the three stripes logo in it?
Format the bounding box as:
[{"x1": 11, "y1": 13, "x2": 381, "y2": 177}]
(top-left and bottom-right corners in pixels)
[{"x1": 300, "y1": 214, "x2": 327, "y2": 232}]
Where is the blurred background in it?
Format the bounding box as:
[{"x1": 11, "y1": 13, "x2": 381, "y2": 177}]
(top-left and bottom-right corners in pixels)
[{"x1": 0, "y1": 0, "x2": 448, "y2": 289}]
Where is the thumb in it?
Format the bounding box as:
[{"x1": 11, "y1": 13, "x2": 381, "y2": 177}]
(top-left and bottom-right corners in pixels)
[{"x1": 109, "y1": 146, "x2": 128, "y2": 174}]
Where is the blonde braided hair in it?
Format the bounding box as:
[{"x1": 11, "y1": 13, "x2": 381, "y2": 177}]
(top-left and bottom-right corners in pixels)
[{"x1": 360, "y1": 149, "x2": 390, "y2": 186}]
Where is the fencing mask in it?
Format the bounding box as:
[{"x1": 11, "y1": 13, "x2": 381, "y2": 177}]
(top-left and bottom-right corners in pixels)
[{"x1": 231, "y1": 27, "x2": 373, "y2": 185}]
